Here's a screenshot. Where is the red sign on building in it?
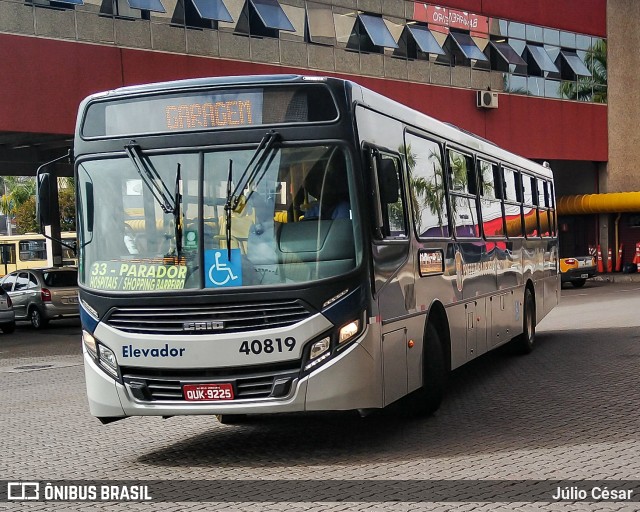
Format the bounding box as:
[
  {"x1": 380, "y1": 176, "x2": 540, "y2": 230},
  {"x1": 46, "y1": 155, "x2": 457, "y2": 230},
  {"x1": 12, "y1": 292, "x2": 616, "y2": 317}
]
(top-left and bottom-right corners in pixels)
[{"x1": 413, "y1": 4, "x2": 489, "y2": 37}]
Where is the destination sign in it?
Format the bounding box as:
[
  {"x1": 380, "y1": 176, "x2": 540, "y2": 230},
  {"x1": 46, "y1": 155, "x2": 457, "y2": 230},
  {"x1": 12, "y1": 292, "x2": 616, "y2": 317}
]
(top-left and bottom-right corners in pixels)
[
  {"x1": 80, "y1": 84, "x2": 338, "y2": 138},
  {"x1": 99, "y1": 91, "x2": 263, "y2": 137}
]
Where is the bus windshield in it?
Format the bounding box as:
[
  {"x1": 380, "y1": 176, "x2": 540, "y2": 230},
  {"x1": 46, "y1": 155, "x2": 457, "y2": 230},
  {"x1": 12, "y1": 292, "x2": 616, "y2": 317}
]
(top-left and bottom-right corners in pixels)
[{"x1": 77, "y1": 144, "x2": 361, "y2": 292}]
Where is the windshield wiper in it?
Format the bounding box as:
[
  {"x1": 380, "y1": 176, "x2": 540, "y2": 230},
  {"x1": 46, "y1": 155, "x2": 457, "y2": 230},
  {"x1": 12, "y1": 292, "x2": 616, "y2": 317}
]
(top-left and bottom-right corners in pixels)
[
  {"x1": 224, "y1": 160, "x2": 233, "y2": 261},
  {"x1": 229, "y1": 130, "x2": 280, "y2": 213},
  {"x1": 125, "y1": 142, "x2": 176, "y2": 214},
  {"x1": 174, "y1": 163, "x2": 182, "y2": 255}
]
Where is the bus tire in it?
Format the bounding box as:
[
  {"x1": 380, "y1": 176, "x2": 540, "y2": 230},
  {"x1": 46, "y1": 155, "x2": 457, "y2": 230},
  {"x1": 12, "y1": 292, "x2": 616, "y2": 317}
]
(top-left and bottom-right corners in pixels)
[
  {"x1": 512, "y1": 288, "x2": 535, "y2": 354},
  {"x1": 571, "y1": 279, "x2": 586, "y2": 288},
  {"x1": 403, "y1": 322, "x2": 447, "y2": 417},
  {"x1": 29, "y1": 307, "x2": 48, "y2": 330}
]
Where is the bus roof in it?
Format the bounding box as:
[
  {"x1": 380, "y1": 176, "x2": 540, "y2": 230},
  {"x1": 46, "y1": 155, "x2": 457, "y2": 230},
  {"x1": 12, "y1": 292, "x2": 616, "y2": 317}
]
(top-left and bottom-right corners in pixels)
[{"x1": 81, "y1": 74, "x2": 552, "y2": 179}]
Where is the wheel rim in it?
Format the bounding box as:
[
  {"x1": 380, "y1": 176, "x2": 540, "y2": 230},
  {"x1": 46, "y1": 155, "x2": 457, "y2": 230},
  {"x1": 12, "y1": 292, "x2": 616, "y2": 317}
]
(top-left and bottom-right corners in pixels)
[
  {"x1": 525, "y1": 298, "x2": 534, "y2": 343},
  {"x1": 31, "y1": 310, "x2": 40, "y2": 328}
]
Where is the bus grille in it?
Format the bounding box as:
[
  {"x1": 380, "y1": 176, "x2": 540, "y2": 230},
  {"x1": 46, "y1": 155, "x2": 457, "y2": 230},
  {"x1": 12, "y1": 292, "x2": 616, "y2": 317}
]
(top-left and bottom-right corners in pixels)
[
  {"x1": 104, "y1": 300, "x2": 311, "y2": 335},
  {"x1": 121, "y1": 363, "x2": 300, "y2": 402}
]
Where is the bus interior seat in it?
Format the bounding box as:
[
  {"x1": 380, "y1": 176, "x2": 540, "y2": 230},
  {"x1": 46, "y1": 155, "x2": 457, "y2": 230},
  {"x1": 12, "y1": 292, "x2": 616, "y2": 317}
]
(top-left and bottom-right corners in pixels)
[
  {"x1": 302, "y1": 152, "x2": 349, "y2": 220},
  {"x1": 276, "y1": 219, "x2": 354, "y2": 281}
]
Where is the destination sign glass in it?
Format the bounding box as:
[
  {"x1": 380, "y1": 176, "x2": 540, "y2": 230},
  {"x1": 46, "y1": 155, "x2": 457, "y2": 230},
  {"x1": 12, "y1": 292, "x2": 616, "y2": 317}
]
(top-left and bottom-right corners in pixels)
[{"x1": 81, "y1": 85, "x2": 338, "y2": 138}]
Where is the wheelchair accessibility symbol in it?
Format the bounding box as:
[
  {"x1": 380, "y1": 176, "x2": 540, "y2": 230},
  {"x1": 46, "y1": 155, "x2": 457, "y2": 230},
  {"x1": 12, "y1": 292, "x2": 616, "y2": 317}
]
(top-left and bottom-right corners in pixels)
[{"x1": 205, "y1": 249, "x2": 242, "y2": 288}]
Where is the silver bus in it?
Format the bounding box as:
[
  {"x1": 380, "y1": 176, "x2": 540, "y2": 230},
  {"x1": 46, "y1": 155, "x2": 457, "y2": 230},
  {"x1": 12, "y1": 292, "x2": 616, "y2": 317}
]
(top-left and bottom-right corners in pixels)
[{"x1": 40, "y1": 75, "x2": 559, "y2": 424}]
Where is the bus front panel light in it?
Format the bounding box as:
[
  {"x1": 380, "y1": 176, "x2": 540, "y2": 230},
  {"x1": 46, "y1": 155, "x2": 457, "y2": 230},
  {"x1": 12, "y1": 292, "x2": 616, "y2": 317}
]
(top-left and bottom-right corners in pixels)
[
  {"x1": 82, "y1": 330, "x2": 97, "y2": 358},
  {"x1": 309, "y1": 337, "x2": 330, "y2": 360},
  {"x1": 338, "y1": 319, "x2": 360, "y2": 344},
  {"x1": 97, "y1": 344, "x2": 119, "y2": 379}
]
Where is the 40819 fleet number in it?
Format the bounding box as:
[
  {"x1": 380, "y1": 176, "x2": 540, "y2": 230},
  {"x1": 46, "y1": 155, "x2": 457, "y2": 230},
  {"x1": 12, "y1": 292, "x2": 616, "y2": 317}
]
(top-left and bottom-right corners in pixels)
[{"x1": 239, "y1": 337, "x2": 296, "y2": 355}]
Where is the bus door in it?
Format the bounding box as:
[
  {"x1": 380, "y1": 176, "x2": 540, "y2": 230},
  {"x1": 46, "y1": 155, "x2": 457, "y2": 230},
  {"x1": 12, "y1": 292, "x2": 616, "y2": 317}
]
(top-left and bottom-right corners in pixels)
[
  {"x1": 357, "y1": 105, "x2": 416, "y2": 405},
  {"x1": 368, "y1": 148, "x2": 414, "y2": 405},
  {"x1": 0, "y1": 243, "x2": 16, "y2": 276}
]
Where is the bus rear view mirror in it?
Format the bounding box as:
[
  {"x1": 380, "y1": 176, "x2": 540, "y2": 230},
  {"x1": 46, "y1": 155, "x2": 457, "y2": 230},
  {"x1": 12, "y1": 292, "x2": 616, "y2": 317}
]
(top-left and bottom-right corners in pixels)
[{"x1": 36, "y1": 172, "x2": 53, "y2": 231}]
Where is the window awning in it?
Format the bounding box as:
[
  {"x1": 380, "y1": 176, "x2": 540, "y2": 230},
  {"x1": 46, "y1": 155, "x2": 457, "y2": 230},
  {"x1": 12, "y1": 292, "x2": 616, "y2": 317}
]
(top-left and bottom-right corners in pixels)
[
  {"x1": 306, "y1": 1, "x2": 336, "y2": 45},
  {"x1": 559, "y1": 51, "x2": 592, "y2": 77},
  {"x1": 406, "y1": 25, "x2": 445, "y2": 55},
  {"x1": 192, "y1": 0, "x2": 233, "y2": 22},
  {"x1": 127, "y1": 0, "x2": 165, "y2": 12},
  {"x1": 358, "y1": 14, "x2": 398, "y2": 49},
  {"x1": 525, "y1": 44, "x2": 558, "y2": 73},
  {"x1": 250, "y1": 0, "x2": 295, "y2": 31},
  {"x1": 448, "y1": 32, "x2": 487, "y2": 61},
  {"x1": 488, "y1": 41, "x2": 526, "y2": 65}
]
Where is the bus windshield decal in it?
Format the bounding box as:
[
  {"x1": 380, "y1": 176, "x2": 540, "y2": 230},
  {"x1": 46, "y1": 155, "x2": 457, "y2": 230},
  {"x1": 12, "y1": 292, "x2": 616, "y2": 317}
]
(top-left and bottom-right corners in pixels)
[{"x1": 89, "y1": 261, "x2": 187, "y2": 291}]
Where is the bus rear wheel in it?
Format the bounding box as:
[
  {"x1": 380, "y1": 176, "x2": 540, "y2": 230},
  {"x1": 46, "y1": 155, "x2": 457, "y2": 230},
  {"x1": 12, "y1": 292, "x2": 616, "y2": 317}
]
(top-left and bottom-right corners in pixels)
[
  {"x1": 511, "y1": 288, "x2": 535, "y2": 354},
  {"x1": 403, "y1": 322, "x2": 447, "y2": 417}
]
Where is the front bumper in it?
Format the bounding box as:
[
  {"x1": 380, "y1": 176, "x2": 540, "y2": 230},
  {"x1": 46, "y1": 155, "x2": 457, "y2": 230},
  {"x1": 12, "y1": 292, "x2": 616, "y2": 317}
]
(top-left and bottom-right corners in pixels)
[{"x1": 84, "y1": 334, "x2": 381, "y2": 419}]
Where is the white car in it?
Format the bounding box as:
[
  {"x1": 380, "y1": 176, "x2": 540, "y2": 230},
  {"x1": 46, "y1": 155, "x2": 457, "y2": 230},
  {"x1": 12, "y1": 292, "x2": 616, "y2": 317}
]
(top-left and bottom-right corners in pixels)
[{"x1": 0, "y1": 286, "x2": 16, "y2": 334}]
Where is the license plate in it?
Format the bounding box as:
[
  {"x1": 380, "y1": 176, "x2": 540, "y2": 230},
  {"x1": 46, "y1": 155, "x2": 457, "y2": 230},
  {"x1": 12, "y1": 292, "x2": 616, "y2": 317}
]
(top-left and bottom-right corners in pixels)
[
  {"x1": 183, "y1": 383, "x2": 234, "y2": 401},
  {"x1": 580, "y1": 273, "x2": 589, "y2": 278},
  {"x1": 63, "y1": 296, "x2": 79, "y2": 304}
]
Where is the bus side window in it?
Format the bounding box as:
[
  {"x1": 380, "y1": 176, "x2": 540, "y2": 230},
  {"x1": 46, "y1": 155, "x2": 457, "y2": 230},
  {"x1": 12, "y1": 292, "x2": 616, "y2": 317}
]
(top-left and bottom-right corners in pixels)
[
  {"x1": 522, "y1": 173, "x2": 539, "y2": 238},
  {"x1": 377, "y1": 156, "x2": 405, "y2": 238},
  {"x1": 447, "y1": 149, "x2": 479, "y2": 238},
  {"x1": 502, "y1": 167, "x2": 523, "y2": 238},
  {"x1": 478, "y1": 160, "x2": 505, "y2": 238}
]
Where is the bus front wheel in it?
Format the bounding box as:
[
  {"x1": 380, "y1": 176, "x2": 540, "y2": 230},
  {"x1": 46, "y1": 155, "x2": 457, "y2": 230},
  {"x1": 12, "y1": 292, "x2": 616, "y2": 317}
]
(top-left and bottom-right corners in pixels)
[{"x1": 403, "y1": 322, "x2": 447, "y2": 417}]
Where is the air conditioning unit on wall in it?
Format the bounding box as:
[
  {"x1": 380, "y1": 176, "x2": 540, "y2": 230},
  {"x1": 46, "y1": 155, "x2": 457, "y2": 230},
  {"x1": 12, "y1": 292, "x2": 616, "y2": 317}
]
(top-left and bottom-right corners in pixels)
[{"x1": 477, "y1": 90, "x2": 499, "y2": 109}]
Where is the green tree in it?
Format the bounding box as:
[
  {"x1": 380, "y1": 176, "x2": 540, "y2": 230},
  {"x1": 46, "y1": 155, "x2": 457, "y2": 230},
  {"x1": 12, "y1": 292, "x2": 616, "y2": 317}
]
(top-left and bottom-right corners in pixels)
[
  {"x1": 3, "y1": 177, "x2": 75, "y2": 234},
  {"x1": 560, "y1": 40, "x2": 607, "y2": 103},
  {"x1": 59, "y1": 187, "x2": 76, "y2": 232},
  {"x1": 13, "y1": 195, "x2": 38, "y2": 234},
  {"x1": 0, "y1": 176, "x2": 36, "y2": 216}
]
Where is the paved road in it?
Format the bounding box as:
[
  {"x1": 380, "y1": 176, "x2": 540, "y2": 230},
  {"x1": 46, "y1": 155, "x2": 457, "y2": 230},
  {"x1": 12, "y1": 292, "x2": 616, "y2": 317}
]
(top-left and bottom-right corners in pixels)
[{"x1": 1, "y1": 281, "x2": 639, "y2": 511}]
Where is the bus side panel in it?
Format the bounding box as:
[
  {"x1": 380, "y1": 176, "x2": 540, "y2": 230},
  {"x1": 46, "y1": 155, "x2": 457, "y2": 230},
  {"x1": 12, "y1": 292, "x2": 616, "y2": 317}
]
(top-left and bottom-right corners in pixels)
[
  {"x1": 446, "y1": 302, "x2": 469, "y2": 370},
  {"x1": 497, "y1": 240, "x2": 525, "y2": 336},
  {"x1": 542, "y1": 239, "x2": 560, "y2": 320}
]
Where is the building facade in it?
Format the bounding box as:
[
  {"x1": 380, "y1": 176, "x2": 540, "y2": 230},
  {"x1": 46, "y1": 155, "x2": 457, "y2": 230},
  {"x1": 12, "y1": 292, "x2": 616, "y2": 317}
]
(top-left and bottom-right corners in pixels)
[{"x1": 0, "y1": 0, "x2": 637, "y2": 263}]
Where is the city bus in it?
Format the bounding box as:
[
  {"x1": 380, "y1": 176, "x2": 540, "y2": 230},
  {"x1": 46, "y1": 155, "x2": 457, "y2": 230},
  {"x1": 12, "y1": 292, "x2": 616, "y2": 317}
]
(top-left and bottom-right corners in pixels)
[
  {"x1": 0, "y1": 232, "x2": 77, "y2": 277},
  {"x1": 39, "y1": 75, "x2": 559, "y2": 424}
]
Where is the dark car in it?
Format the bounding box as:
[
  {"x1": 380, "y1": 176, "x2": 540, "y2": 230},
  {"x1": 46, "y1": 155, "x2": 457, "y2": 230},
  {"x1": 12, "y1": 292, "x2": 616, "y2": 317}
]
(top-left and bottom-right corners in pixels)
[
  {"x1": 0, "y1": 287, "x2": 15, "y2": 334},
  {"x1": 0, "y1": 267, "x2": 78, "y2": 329}
]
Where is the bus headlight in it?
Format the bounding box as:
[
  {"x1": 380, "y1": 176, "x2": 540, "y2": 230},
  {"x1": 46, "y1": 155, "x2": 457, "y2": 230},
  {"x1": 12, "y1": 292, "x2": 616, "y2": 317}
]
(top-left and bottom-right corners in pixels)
[
  {"x1": 82, "y1": 330, "x2": 97, "y2": 358},
  {"x1": 338, "y1": 319, "x2": 360, "y2": 344},
  {"x1": 304, "y1": 337, "x2": 331, "y2": 371},
  {"x1": 98, "y1": 344, "x2": 119, "y2": 379},
  {"x1": 310, "y1": 337, "x2": 330, "y2": 360}
]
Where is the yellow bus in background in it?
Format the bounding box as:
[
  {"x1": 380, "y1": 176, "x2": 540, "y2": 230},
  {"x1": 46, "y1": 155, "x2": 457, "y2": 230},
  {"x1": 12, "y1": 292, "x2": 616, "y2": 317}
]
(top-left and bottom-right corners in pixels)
[{"x1": 0, "y1": 232, "x2": 77, "y2": 276}]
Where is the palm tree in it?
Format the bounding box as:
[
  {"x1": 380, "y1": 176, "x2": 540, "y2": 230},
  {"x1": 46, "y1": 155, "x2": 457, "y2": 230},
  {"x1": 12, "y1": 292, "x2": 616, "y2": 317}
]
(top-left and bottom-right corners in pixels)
[
  {"x1": 1, "y1": 176, "x2": 36, "y2": 234},
  {"x1": 560, "y1": 40, "x2": 607, "y2": 103}
]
